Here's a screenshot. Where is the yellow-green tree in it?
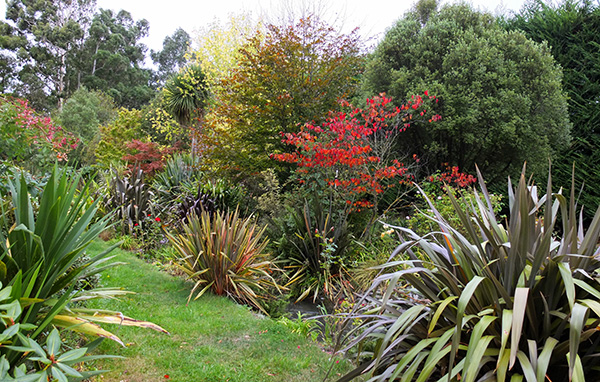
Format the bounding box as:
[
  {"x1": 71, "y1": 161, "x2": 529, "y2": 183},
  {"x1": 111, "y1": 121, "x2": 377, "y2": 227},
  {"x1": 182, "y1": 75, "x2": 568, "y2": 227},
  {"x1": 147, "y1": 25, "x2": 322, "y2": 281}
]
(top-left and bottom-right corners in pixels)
[
  {"x1": 187, "y1": 13, "x2": 263, "y2": 99},
  {"x1": 208, "y1": 15, "x2": 364, "y2": 177},
  {"x1": 95, "y1": 108, "x2": 144, "y2": 168}
]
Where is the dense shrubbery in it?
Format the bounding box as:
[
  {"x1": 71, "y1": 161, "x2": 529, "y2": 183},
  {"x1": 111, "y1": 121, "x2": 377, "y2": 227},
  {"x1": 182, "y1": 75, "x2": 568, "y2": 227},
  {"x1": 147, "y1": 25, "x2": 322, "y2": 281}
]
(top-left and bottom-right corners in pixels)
[
  {"x1": 363, "y1": 1, "x2": 571, "y2": 185},
  {"x1": 2, "y1": 1, "x2": 599, "y2": 379}
]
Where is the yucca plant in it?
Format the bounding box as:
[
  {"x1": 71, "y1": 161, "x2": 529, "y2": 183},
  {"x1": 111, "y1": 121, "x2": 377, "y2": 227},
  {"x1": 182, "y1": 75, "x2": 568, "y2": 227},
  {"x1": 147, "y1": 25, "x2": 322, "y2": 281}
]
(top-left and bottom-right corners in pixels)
[
  {"x1": 335, "y1": 165, "x2": 600, "y2": 381},
  {"x1": 167, "y1": 208, "x2": 281, "y2": 314},
  {"x1": 0, "y1": 167, "x2": 167, "y2": 367}
]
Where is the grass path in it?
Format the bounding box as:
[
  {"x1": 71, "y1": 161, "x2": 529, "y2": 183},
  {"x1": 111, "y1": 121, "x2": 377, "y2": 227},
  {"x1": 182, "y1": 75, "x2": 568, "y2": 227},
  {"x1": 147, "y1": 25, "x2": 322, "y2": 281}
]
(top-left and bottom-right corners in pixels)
[{"x1": 85, "y1": 240, "x2": 352, "y2": 382}]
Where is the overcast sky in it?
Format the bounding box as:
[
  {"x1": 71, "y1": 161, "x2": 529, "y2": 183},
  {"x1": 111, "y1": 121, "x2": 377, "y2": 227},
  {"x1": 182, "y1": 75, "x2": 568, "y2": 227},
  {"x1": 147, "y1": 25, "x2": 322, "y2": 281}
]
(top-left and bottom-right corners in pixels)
[{"x1": 1, "y1": 0, "x2": 527, "y2": 53}]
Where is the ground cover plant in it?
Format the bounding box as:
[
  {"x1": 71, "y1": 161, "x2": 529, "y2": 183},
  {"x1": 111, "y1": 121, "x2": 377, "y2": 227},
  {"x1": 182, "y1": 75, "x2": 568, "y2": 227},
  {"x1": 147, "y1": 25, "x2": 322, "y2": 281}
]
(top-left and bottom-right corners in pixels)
[
  {"x1": 334, "y1": 166, "x2": 600, "y2": 381},
  {"x1": 86, "y1": 240, "x2": 356, "y2": 382}
]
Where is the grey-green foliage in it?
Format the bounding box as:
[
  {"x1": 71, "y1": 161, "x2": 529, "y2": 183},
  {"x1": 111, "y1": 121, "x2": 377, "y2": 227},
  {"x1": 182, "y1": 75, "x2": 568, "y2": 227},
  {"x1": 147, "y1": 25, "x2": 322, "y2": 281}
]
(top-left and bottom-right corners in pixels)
[
  {"x1": 59, "y1": 87, "x2": 115, "y2": 142},
  {"x1": 76, "y1": 8, "x2": 154, "y2": 109},
  {"x1": 363, "y1": 1, "x2": 571, "y2": 185},
  {"x1": 1, "y1": 0, "x2": 96, "y2": 110},
  {"x1": 505, "y1": 0, "x2": 600, "y2": 219},
  {"x1": 0, "y1": 1, "x2": 154, "y2": 111},
  {"x1": 58, "y1": 87, "x2": 116, "y2": 165}
]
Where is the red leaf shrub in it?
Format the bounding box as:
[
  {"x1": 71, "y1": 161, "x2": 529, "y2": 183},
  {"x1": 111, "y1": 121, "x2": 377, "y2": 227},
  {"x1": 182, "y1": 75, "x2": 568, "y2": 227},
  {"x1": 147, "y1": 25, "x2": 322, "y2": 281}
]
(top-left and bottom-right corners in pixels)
[{"x1": 122, "y1": 140, "x2": 177, "y2": 178}]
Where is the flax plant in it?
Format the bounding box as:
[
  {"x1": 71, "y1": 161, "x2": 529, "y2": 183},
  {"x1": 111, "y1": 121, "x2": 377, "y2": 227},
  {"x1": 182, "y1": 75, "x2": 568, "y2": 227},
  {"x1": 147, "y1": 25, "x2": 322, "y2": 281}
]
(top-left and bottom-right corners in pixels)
[
  {"x1": 167, "y1": 208, "x2": 281, "y2": 314},
  {"x1": 335, "y1": 165, "x2": 600, "y2": 381}
]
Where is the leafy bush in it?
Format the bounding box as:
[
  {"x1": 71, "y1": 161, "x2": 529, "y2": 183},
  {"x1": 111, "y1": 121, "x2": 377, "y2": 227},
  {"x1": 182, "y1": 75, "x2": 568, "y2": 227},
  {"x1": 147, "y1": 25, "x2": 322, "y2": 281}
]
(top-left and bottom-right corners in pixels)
[
  {"x1": 0, "y1": 95, "x2": 78, "y2": 169},
  {"x1": 167, "y1": 208, "x2": 281, "y2": 314},
  {"x1": 363, "y1": 1, "x2": 571, "y2": 184},
  {"x1": 95, "y1": 108, "x2": 143, "y2": 168},
  {"x1": 335, "y1": 166, "x2": 600, "y2": 381},
  {"x1": 122, "y1": 139, "x2": 177, "y2": 179}
]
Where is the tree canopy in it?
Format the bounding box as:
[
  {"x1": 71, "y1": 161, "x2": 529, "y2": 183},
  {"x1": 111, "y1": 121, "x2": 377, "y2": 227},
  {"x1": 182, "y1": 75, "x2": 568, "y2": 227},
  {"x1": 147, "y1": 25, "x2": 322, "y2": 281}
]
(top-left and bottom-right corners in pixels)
[
  {"x1": 505, "y1": 0, "x2": 600, "y2": 215},
  {"x1": 363, "y1": 1, "x2": 571, "y2": 184},
  {"x1": 151, "y1": 27, "x2": 191, "y2": 87},
  {"x1": 207, "y1": 15, "x2": 364, "y2": 176},
  {"x1": 0, "y1": 1, "x2": 153, "y2": 110}
]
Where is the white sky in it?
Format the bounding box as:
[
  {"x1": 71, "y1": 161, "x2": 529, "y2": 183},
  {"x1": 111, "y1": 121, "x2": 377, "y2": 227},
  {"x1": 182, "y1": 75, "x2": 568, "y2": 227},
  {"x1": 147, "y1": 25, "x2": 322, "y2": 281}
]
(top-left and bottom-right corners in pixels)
[{"x1": 1, "y1": 0, "x2": 527, "y2": 55}]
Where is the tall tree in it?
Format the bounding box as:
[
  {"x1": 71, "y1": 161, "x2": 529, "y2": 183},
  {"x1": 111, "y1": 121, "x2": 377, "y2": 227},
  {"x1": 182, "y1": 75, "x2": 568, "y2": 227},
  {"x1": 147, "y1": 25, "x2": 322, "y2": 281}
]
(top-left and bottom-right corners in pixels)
[
  {"x1": 74, "y1": 9, "x2": 153, "y2": 109},
  {"x1": 1, "y1": 2, "x2": 154, "y2": 110},
  {"x1": 505, "y1": 0, "x2": 600, "y2": 216},
  {"x1": 188, "y1": 12, "x2": 262, "y2": 99},
  {"x1": 209, "y1": 15, "x2": 364, "y2": 176},
  {"x1": 362, "y1": 1, "x2": 571, "y2": 184},
  {"x1": 1, "y1": 0, "x2": 95, "y2": 110},
  {"x1": 151, "y1": 28, "x2": 191, "y2": 87}
]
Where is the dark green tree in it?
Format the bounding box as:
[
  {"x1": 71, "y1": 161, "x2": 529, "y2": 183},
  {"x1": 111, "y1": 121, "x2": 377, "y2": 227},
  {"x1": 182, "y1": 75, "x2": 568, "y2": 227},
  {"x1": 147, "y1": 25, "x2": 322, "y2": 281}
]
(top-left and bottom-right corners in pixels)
[
  {"x1": 74, "y1": 9, "x2": 154, "y2": 109},
  {"x1": 0, "y1": 0, "x2": 95, "y2": 110},
  {"x1": 151, "y1": 28, "x2": 191, "y2": 87},
  {"x1": 363, "y1": 1, "x2": 571, "y2": 184},
  {"x1": 505, "y1": 0, "x2": 600, "y2": 216}
]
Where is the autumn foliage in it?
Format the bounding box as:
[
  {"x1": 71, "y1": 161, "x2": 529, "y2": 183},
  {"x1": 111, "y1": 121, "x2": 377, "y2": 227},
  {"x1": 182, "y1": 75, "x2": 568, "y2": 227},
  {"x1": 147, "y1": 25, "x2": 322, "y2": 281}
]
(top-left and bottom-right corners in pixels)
[
  {"x1": 122, "y1": 140, "x2": 177, "y2": 178},
  {"x1": 428, "y1": 164, "x2": 477, "y2": 189},
  {"x1": 272, "y1": 93, "x2": 441, "y2": 209},
  {"x1": 207, "y1": 15, "x2": 364, "y2": 175},
  {"x1": 0, "y1": 96, "x2": 78, "y2": 162}
]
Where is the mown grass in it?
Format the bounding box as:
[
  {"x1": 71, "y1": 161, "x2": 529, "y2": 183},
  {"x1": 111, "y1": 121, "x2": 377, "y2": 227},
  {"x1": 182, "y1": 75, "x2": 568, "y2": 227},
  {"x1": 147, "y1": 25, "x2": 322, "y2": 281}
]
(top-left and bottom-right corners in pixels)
[{"x1": 84, "y1": 240, "x2": 353, "y2": 382}]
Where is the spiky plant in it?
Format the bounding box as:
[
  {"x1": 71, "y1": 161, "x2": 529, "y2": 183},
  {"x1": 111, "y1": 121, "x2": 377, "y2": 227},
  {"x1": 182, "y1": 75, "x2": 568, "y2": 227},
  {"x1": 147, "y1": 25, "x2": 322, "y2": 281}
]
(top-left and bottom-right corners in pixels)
[
  {"x1": 167, "y1": 208, "x2": 280, "y2": 314},
  {"x1": 108, "y1": 166, "x2": 154, "y2": 234},
  {"x1": 335, "y1": 165, "x2": 600, "y2": 381},
  {"x1": 281, "y1": 198, "x2": 354, "y2": 303},
  {"x1": 163, "y1": 64, "x2": 210, "y2": 126},
  {"x1": 0, "y1": 167, "x2": 167, "y2": 367}
]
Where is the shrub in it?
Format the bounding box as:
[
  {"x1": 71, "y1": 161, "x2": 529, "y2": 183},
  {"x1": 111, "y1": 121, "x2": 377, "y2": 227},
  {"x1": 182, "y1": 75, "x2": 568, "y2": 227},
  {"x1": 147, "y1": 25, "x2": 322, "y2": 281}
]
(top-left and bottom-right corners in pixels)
[
  {"x1": 335, "y1": 165, "x2": 600, "y2": 381},
  {"x1": 95, "y1": 108, "x2": 143, "y2": 168},
  {"x1": 0, "y1": 95, "x2": 78, "y2": 169},
  {"x1": 363, "y1": 1, "x2": 571, "y2": 184},
  {"x1": 122, "y1": 139, "x2": 177, "y2": 179},
  {"x1": 167, "y1": 208, "x2": 280, "y2": 314}
]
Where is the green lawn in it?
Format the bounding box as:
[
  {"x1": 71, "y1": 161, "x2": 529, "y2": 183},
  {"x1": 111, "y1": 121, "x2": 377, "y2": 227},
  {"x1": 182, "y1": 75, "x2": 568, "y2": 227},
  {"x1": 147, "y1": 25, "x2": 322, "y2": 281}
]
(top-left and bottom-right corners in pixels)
[{"x1": 84, "y1": 240, "x2": 353, "y2": 382}]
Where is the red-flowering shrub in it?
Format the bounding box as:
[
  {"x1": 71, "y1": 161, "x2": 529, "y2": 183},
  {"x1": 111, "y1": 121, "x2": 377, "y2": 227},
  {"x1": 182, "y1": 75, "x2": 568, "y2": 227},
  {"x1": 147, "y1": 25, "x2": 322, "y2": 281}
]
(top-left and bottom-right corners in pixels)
[
  {"x1": 272, "y1": 92, "x2": 440, "y2": 210},
  {"x1": 427, "y1": 164, "x2": 477, "y2": 190}
]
